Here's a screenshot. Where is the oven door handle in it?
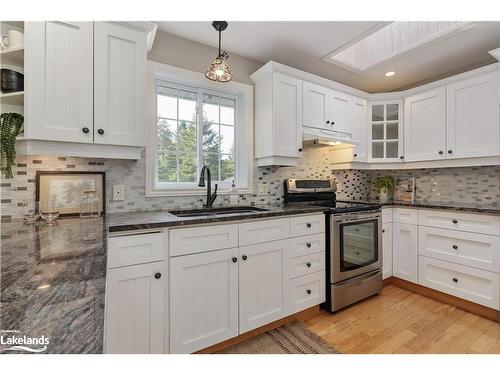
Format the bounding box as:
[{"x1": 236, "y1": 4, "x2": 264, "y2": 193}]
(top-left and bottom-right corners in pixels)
[
  {"x1": 332, "y1": 215, "x2": 380, "y2": 224},
  {"x1": 334, "y1": 269, "x2": 381, "y2": 287}
]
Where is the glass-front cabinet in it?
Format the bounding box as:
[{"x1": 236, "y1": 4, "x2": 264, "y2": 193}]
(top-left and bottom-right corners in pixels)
[{"x1": 369, "y1": 100, "x2": 403, "y2": 162}]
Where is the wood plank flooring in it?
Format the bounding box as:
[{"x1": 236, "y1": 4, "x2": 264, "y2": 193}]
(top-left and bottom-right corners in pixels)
[{"x1": 304, "y1": 285, "x2": 500, "y2": 354}]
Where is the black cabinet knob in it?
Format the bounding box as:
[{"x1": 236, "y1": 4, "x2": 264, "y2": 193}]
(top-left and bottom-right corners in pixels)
[
  {"x1": 154, "y1": 272, "x2": 161, "y2": 279},
  {"x1": 242, "y1": 255, "x2": 247, "y2": 261},
  {"x1": 448, "y1": 150, "x2": 452, "y2": 154},
  {"x1": 399, "y1": 156, "x2": 404, "y2": 160},
  {"x1": 306, "y1": 223, "x2": 312, "y2": 228},
  {"x1": 452, "y1": 245, "x2": 458, "y2": 250},
  {"x1": 306, "y1": 242, "x2": 312, "y2": 248},
  {"x1": 326, "y1": 120, "x2": 330, "y2": 124},
  {"x1": 97, "y1": 128, "x2": 104, "y2": 135},
  {"x1": 382, "y1": 229, "x2": 385, "y2": 233},
  {"x1": 331, "y1": 121, "x2": 335, "y2": 125},
  {"x1": 438, "y1": 150, "x2": 443, "y2": 155},
  {"x1": 353, "y1": 153, "x2": 358, "y2": 157},
  {"x1": 82, "y1": 127, "x2": 89, "y2": 134},
  {"x1": 298, "y1": 148, "x2": 303, "y2": 152},
  {"x1": 232, "y1": 257, "x2": 237, "y2": 263},
  {"x1": 452, "y1": 277, "x2": 458, "y2": 283},
  {"x1": 306, "y1": 262, "x2": 311, "y2": 268},
  {"x1": 452, "y1": 219, "x2": 458, "y2": 224},
  {"x1": 306, "y1": 289, "x2": 311, "y2": 295}
]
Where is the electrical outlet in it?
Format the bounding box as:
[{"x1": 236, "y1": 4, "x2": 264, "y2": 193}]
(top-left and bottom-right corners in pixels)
[
  {"x1": 113, "y1": 185, "x2": 125, "y2": 201},
  {"x1": 257, "y1": 182, "x2": 268, "y2": 195}
]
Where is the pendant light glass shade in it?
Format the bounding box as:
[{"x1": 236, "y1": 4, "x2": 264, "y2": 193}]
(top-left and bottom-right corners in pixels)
[{"x1": 206, "y1": 21, "x2": 233, "y2": 83}]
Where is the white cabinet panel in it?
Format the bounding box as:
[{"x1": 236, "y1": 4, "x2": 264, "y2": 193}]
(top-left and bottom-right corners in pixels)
[
  {"x1": 289, "y1": 214, "x2": 325, "y2": 237},
  {"x1": 446, "y1": 72, "x2": 500, "y2": 159},
  {"x1": 328, "y1": 90, "x2": 352, "y2": 134},
  {"x1": 288, "y1": 252, "x2": 325, "y2": 279},
  {"x1": 273, "y1": 73, "x2": 303, "y2": 157},
  {"x1": 418, "y1": 226, "x2": 500, "y2": 272},
  {"x1": 303, "y1": 81, "x2": 329, "y2": 129},
  {"x1": 419, "y1": 256, "x2": 500, "y2": 309},
  {"x1": 393, "y1": 223, "x2": 418, "y2": 282},
  {"x1": 289, "y1": 271, "x2": 326, "y2": 314},
  {"x1": 94, "y1": 22, "x2": 147, "y2": 147},
  {"x1": 169, "y1": 224, "x2": 238, "y2": 257},
  {"x1": 404, "y1": 87, "x2": 446, "y2": 161},
  {"x1": 239, "y1": 218, "x2": 290, "y2": 246},
  {"x1": 351, "y1": 97, "x2": 368, "y2": 161},
  {"x1": 393, "y1": 208, "x2": 418, "y2": 225},
  {"x1": 239, "y1": 240, "x2": 288, "y2": 333},
  {"x1": 108, "y1": 232, "x2": 164, "y2": 268},
  {"x1": 170, "y1": 248, "x2": 239, "y2": 353},
  {"x1": 287, "y1": 233, "x2": 325, "y2": 258},
  {"x1": 382, "y1": 223, "x2": 393, "y2": 279},
  {"x1": 382, "y1": 208, "x2": 393, "y2": 223},
  {"x1": 25, "y1": 21, "x2": 93, "y2": 142},
  {"x1": 418, "y1": 209, "x2": 500, "y2": 236},
  {"x1": 105, "y1": 261, "x2": 164, "y2": 354}
]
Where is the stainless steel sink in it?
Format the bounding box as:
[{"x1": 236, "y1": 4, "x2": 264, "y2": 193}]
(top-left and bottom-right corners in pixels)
[{"x1": 169, "y1": 206, "x2": 269, "y2": 218}]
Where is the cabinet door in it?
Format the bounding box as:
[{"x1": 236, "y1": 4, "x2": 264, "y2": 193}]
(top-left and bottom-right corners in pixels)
[
  {"x1": 446, "y1": 72, "x2": 500, "y2": 158},
  {"x1": 94, "y1": 22, "x2": 147, "y2": 147},
  {"x1": 105, "y1": 261, "x2": 164, "y2": 354},
  {"x1": 303, "y1": 81, "x2": 329, "y2": 129},
  {"x1": 273, "y1": 73, "x2": 302, "y2": 157},
  {"x1": 327, "y1": 90, "x2": 352, "y2": 134},
  {"x1": 170, "y1": 248, "x2": 238, "y2": 353},
  {"x1": 392, "y1": 223, "x2": 418, "y2": 282},
  {"x1": 382, "y1": 223, "x2": 393, "y2": 280},
  {"x1": 25, "y1": 21, "x2": 93, "y2": 142},
  {"x1": 239, "y1": 240, "x2": 288, "y2": 333},
  {"x1": 351, "y1": 97, "x2": 368, "y2": 161},
  {"x1": 404, "y1": 87, "x2": 446, "y2": 161}
]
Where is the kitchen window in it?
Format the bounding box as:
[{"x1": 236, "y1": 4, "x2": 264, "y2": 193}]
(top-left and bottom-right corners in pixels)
[{"x1": 146, "y1": 63, "x2": 253, "y2": 196}]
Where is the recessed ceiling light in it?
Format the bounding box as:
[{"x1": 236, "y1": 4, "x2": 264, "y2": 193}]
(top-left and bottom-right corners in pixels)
[{"x1": 385, "y1": 71, "x2": 395, "y2": 77}]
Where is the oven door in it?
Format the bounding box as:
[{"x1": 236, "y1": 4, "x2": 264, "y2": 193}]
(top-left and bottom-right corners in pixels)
[{"x1": 331, "y1": 211, "x2": 382, "y2": 283}]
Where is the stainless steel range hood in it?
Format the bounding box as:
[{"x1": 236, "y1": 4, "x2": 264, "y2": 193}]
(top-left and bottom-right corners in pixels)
[{"x1": 302, "y1": 126, "x2": 357, "y2": 148}]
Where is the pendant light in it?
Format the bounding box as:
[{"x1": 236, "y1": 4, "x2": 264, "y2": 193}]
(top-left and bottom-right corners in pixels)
[{"x1": 205, "y1": 21, "x2": 232, "y2": 83}]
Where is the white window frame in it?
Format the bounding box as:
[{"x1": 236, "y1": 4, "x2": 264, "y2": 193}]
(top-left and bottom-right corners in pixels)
[{"x1": 146, "y1": 61, "x2": 254, "y2": 197}]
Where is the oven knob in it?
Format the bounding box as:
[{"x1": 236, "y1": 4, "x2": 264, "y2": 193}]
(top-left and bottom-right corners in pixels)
[
  {"x1": 306, "y1": 242, "x2": 312, "y2": 248},
  {"x1": 306, "y1": 289, "x2": 312, "y2": 295},
  {"x1": 306, "y1": 262, "x2": 311, "y2": 268},
  {"x1": 306, "y1": 223, "x2": 312, "y2": 228}
]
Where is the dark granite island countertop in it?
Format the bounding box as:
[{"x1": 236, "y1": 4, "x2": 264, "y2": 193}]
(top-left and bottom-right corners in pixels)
[
  {"x1": 107, "y1": 204, "x2": 328, "y2": 232},
  {"x1": 1, "y1": 218, "x2": 106, "y2": 354}
]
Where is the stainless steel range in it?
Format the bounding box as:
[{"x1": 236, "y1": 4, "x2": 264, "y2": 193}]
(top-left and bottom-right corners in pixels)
[{"x1": 284, "y1": 178, "x2": 383, "y2": 312}]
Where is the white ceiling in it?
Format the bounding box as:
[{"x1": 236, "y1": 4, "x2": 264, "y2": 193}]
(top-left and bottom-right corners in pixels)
[{"x1": 156, "y1": 21, "x2": 500, "y2": 93}]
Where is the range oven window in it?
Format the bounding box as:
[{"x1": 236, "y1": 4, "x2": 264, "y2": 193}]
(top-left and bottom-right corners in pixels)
[{"x1": 339, "y1": 219, "x2": 379, "y2": 272}]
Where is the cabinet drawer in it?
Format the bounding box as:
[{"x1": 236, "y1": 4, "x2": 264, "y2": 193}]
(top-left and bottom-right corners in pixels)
[
  {"x1": 382, "y1": 208, "x2": 393, "y2": 223},
  {"x1": 419, "y1": 256, "x2": 500, "y2": 309},
  {"x1": 170, "y1": 224, "x2": 238, "y2": 257},
  {"x1": 289, "y1": 271, "x2": 325, "y2": 314},
  {"x1": 288, "y1": 252, "x2": 325, "y2": 279},
  {"x1": 419, "y1": 226, "x2": 500, "y2": 272},
  {"x1": 108, "y1": 232, "x2": 164, "y2": 268},
  {"x1": 289, "y1": 214, "x2": 325, "y2": 237},
  {"x1": 288, "y1": 233, "x2": 325, "y2": 258},
  {"x1": 239, "y1": 218, "x2": 290, "y2": 246},
  {"x1": 393, "y1": 208, "x2": 418, "y2": 224},
  {"x1": 418, "y1": 209, "x2": 500, "y2": 235}
]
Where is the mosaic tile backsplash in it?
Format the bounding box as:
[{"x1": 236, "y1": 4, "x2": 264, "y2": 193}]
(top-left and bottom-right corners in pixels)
[{"x1": 1, "y1": 146, "x2": 498, "y2": 220}]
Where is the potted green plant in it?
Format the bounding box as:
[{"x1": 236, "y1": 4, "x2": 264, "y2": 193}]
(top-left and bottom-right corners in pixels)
[
  {"x1": 373, "y1": 176, "x2": 395, "y2": 203},
  {"x1": 1, "y1": 112, "x2": 24, "y2": 179}
]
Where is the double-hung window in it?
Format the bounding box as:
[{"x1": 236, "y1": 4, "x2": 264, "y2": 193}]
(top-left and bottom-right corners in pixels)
[{"x1": 148, "y1": 66, "x2": 252, "y2": 196}]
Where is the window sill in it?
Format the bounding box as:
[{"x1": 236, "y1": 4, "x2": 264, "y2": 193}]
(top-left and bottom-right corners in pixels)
[{"x1": 146, "y1": 186, "x2": 253, "y2": 197}]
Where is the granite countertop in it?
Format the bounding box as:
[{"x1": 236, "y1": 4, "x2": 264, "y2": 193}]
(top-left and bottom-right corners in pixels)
[
  {"x1": 107, "y1": 204, "x2": 328, "y2": 232},
  {"x1": 339, "y1": 199, "x2": 500, "y2": 214},
  {"x1": 0, "y1": 218, "x2": 106, "y2": 354}
]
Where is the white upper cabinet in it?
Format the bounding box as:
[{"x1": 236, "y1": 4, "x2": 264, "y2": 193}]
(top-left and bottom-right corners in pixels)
[
  {"x1": 327, "y1": 90, "x2": 352, "y2": 134},
  {"x1": 303, "y1": 81, "x2": 329, "y2": 129},
  {"x1": 351, "y1": 97, "x2": 368, "y2": 161},
  {"x1": 446, "y1": 72, "x2": 500, "y2": 159},
  {"x1": 94, "y1": 22, "x2": 147, "y2": 147},
  {"x1": 25, "y1": 22, "x2": 94, "y2": 142},
  {"x1": 404, "y1": 87, "x2": 447, "y2": 161},
  {"x1": 369, "y1": 101, "x2": 403, "y2": 162}
]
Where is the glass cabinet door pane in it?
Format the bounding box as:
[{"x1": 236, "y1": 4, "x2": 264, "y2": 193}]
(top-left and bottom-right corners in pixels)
[
  {"x1": 372, "y1": 124, "x2": 384, "y2": 140},
  {"x1": 372, "y1": 105, "x2": 384, "y2": 121},
  {"x1": 386, "y1": 104, "x2": 399, "y2": 121},
  {"x1": 386, "y1": 141, "x2": 399, "y2": 158},
  {"x1": 372, "y1": 142, "x2": 384, "y2": 158},
  {"x1": 386, "y1": 123, "x2": 399, "y2": 139}
]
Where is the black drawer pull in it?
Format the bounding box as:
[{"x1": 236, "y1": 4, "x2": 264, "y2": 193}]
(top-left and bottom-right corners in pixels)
[
  {"x1": 232, "y1": 257, "x2": 237, "y2": 263},
  {"x1": 452, "y1": 277, "x2": 458, "y2": 283},
  {"x1": 306, "y1": 242, "x2": 312, "y2": 248},
  {"x1": 242, "y1": 255, "x2": 247, "y2": 261},
  {"x1": 306, "y1": 223, "x2": 312, "y2": 228},
  {"x1": 97, "y1": 128, "x2": 104, "y2": 135},
  {"x1": 298, "y1": 147, "x2": 303, "y2": 152},
  {"x1": 82, "y1": 127, "x2": 89, "y2": 134},
  {"x1": 452, "y1": 245, "x2": 458, "y2": 250},
  {"x1": 306, "y1": 262, "x2": 311, "y2": 268},
  {"x1": 382, "y1": 229, "x2": 385, "y2": 233},
  {"x1": 306, "y1": 289, "x2": 312, "y2": 295},
  {"x1": 154, "y1": 272, "x2": 161, "y2": 279},
  {"x1": 452, "y1": 219, "x2": 458, "y2": 224},
  {"x1": 448, "y1": 150, "x2": 453, "y2": 154}
]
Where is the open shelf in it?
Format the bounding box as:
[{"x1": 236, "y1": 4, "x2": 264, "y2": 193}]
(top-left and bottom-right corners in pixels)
[
  {"x1": 0, "y1": 47, "x2": 24, "y2": 67},
  {"x1": 1, "y1": 91, "x2": 24, "y2": 106}
]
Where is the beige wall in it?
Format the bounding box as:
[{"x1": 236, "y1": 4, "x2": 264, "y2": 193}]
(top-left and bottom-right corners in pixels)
[{"x1": 149, "y1": 30, "x2": 263, "y2": 85}]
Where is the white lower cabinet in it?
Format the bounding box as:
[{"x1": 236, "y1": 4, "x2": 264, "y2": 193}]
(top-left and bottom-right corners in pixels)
[
  {"x1": 382, "y1": 223, "x2": 393, "y2": 279},
  {"x1": 392, "y1": 223, "x2": 418, "y2": 282},
  {"x1": 105, "y1": 261, "x2": 165, "y2": 354},
  {"x1": 239, "y1": 240, "x2": 288, "y2": 333},
  {"x1": 289, "y1": 271, "x2": 325, "y2": 314},
  {"x1": 169, "y1": 248, "x2": 239, "y2": 354}
]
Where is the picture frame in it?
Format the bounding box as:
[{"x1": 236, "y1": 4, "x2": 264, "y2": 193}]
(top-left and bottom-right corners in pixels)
[
  {"x1": 35, "y1": 171, "x2": 106, "y2": 217},
  {"x1": 394, "y1": 177, "x2": 415, "y2": 203}
]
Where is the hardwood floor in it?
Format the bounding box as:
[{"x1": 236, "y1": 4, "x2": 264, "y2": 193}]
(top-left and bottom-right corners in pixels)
[{"x1": 304, "y1": 285, "x2": 500, "y2": 354}]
